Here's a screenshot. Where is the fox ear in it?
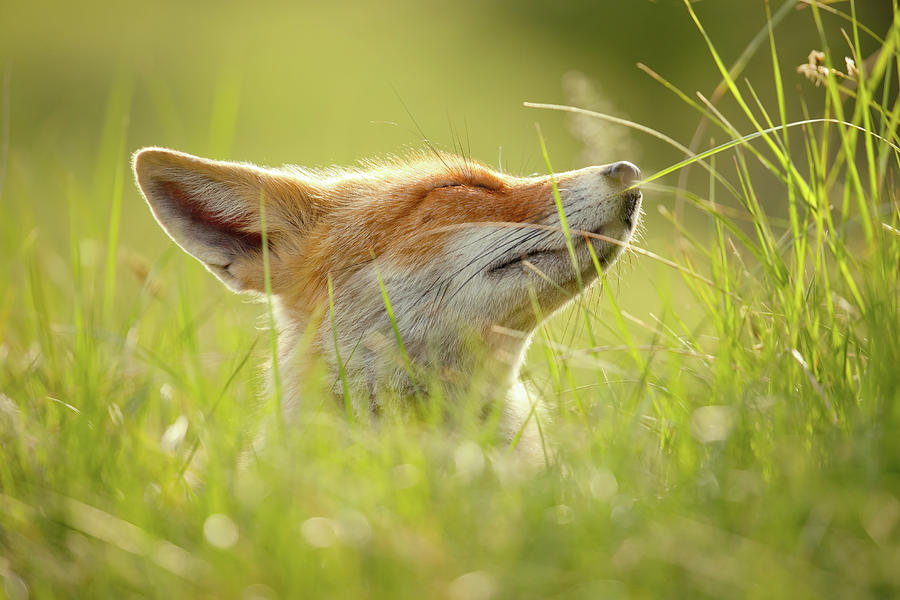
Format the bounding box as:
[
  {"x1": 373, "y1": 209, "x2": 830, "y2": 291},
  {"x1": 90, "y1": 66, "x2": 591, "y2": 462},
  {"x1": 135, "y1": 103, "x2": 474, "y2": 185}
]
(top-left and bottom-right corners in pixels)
[{"x1": 133, "y1": 147, "x2": 312, "y2": 293}]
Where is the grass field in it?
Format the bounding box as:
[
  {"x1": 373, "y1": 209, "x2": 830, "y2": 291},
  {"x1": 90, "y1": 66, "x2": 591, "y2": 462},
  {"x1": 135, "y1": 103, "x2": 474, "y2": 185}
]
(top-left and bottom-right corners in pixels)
[{"x1": 2, "y1": 1, "x2": 900, "y2": 598}]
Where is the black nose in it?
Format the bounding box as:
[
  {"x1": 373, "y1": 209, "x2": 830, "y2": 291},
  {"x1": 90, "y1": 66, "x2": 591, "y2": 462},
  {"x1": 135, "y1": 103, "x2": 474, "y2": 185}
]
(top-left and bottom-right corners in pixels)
[{"x1": 601, "y1": 161, "x2": 641, "y2": 187}]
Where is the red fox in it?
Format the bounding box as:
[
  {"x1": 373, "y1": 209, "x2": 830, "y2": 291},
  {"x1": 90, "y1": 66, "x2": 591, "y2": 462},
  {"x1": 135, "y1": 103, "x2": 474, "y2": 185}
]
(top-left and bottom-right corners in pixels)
[{"x1": 133, "y1": 148, "x2": 642, "y2": 457}]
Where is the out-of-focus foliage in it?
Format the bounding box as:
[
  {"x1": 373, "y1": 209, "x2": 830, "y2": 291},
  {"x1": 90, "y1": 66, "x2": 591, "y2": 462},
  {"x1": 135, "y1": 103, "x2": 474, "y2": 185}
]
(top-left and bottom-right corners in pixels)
[{"x1": 1, "y1": 1, "x2": 899, "y2": 598}]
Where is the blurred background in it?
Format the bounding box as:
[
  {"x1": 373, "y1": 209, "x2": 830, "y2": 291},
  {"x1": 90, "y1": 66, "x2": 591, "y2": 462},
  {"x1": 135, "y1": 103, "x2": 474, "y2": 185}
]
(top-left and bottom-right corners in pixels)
[
  {"x1": 0, "y1": 0, "x2": 892, "y2": 343},
  {"x1": 2, "y1": 4, "x2": 897, "y2": 596}
]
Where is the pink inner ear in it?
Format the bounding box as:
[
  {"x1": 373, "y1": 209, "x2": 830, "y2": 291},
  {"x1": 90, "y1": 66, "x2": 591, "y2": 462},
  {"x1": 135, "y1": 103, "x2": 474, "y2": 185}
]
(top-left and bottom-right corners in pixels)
[{"x1": 158, "y1": 179, "x2": 264, "y2": 253}]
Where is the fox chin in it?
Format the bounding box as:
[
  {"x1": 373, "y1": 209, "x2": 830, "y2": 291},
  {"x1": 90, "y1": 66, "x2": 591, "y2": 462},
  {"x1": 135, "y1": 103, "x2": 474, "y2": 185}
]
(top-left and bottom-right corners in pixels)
[{"x1": 133, "y1": 147, "x2": 642, "y2": 461}]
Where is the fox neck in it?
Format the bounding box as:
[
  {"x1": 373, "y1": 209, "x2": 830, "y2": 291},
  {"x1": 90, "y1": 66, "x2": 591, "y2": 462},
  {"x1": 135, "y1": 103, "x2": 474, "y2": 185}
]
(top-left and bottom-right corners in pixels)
[{"x1": 272, "y1": 299, "x2": 532, "y2": 420}]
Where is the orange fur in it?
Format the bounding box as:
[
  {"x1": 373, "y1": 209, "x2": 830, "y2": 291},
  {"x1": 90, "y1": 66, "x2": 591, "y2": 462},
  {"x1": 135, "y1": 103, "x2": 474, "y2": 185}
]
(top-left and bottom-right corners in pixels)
[{"x1": 277, "y1": 158, "x2": 555, "y2": 316}]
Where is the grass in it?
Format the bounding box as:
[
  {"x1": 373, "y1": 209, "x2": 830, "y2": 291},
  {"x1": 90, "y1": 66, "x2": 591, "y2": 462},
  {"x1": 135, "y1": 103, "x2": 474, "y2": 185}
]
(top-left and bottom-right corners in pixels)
[{"x1": 2, "y1": 2, "x2": 900, "y2": 598}]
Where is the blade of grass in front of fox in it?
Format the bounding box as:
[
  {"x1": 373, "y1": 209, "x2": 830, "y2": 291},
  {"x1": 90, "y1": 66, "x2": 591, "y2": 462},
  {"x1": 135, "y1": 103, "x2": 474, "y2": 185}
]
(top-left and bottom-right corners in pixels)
[
  {"x1": 412, "y1": 162, "x2": 631, "y2": 286},
  {"x1": 435, "y1": 132, "x2": 616, "y2": 366},
  {"x1": 260, "y1": 189, "x2": 284, "y2": 432},
  {"x1": 427, "y1": 223, "x2": 549, "y2": 314},
  {"x1": 659, "y1": 191, "x2": 776, "y2": 276},
  {"x1": 374, "y1": 262, "x2": 418, "y2": 389},
  {"x1": 436, "y1": 198, "x2": 578, "y2": 262},
  {"x1": 585, "y1": 241, "x2": 644, "y2": 370},
  {"x1": 667, "y1": 0, "x2": 798, "y2": 221},
  {"x1": 578, "y1": 232, "x2": 624, "y2": 406},
  {"x1": 870, "y1": 28, "x2": 900, "y2": 173},
  {"x1": 524, "y1": 277, "x2": 587, "y2": 422},
  {"x1": 178, "y1": 336, "x2": 259, "y2": 478},
  {"x1": 695, "y1": 87, "x2": 792, "y2": 187},
  {"x1": 526, "y1": 98, "x2": 899, "y2": 205},
  {"x1": 527, "y1": 85, "x2": 900, "y2": 200},
  {"x1": 809, "y1": 3, "x2": 874, "y2": 243},
  {"x1": 843, "y1": 3, "x2": 885, "y2": 216},
  {"x1": 509, "y1": 383, "x2": 551, "y2": 469},
  {"x1": 524, "y1": 100, "x2": 748, "y2": 206},
  {"x1": 453, "y1": 219, "x2": 734, "y2": 300},
  {"x1": 683, "y1": 0, "x2": 820, "y2": 209},
  {"x1": 697, "y1": 0, "x2": 889, "y2": 265},
  {"x1": 491, "y1": 324, "x2": 640, "y2": 372},
  {"x1": 422, "y1": 207, "x2": 552, "y2": 291},
  {"x1": 433, "y1": 219, "x2": 599, "y2": 323},
  {"x1": 798, "y1": 0, "x2": 887, "y2": 44},
  {"x1": 534, "y1": 126, "x2": 582, "y2": 284},
  {"x1": 431, "y1": 225, "x2": 550, "y2": 312},
  {"x1": 328, "y1": 274, "x2": 354, "y2": 420},
  {"x1": 359, "y1": 200, "x2": 562, "y2": 312},
  {"x1": 98, "y1": 77, "x2": 133, "y2": 326},
  {"x1": 101, "y1": 125, "x2": 128, "y2": 328},
  {"x1": 802, "y1": 88, "x2": 868, "y2": 314},
  {"x1": 66, "y1": 175, "x2": 97, "y2": 395},
  {"x1": 328, "y1": 328, "x2": 366, "y2": 399},
  {"x1": 665, "y1": 179, "x2": 785, "y2": 227},
  {"x1": 522, "y1": 256, "x2": 654, "y2": 384},
  {"x1": 654, "y1": 118, "x2": 898, "y2": 195},
  {"x1": 708, "y1": 149, "x2": 737, "y2": 334},
  {"x1": 120, "y1": 244, "x2": 179, "y2": 332},
  {"x1": 535, "y1": 125, "x2": 602, "y2": 360}
]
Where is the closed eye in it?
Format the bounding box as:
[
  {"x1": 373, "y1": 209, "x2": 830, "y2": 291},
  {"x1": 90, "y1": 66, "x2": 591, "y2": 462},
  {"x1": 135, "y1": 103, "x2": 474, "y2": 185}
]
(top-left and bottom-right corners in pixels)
[{"x1": 432, "y1": 181, "x2": 497, "y2": 191}]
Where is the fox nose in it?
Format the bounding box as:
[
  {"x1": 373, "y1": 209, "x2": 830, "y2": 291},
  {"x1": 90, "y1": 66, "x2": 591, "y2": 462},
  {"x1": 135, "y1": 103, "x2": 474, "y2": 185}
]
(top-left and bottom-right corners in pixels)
[{"x1": 601, "y1": 161, "x2": 641, "y2": 187}]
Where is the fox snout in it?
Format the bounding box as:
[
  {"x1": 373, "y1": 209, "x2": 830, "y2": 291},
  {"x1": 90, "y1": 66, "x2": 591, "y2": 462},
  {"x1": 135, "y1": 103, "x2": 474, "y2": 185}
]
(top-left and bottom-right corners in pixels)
[{"x1": 552, "y1": 160, "x2": 643, "y2": 240}]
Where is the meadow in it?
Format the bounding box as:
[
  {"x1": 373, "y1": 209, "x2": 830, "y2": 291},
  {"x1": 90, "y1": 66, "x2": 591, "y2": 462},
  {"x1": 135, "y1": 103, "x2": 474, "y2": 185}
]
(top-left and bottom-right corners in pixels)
[{"x1": 1, "y1": 0, "x2": 899, "y2": 598}]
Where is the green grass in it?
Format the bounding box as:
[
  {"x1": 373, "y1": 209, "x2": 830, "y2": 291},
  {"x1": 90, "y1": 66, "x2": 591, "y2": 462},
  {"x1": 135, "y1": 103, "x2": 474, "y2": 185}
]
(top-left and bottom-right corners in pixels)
[{"x1": 2, "y1": 2, "x2": 900, "y2": 598}]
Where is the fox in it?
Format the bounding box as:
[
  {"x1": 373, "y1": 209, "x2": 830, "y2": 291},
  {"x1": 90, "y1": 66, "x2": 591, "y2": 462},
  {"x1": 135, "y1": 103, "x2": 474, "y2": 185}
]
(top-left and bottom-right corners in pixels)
[{"x1": 132, "y1": 147, "x2": 642, "y2": 459}]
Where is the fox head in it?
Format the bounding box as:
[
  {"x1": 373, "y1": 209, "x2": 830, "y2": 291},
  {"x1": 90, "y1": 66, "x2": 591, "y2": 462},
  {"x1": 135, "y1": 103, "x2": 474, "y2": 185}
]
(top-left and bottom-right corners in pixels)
[{"x1": 133, "y1": 148, "x2": 642, "y2": 414}]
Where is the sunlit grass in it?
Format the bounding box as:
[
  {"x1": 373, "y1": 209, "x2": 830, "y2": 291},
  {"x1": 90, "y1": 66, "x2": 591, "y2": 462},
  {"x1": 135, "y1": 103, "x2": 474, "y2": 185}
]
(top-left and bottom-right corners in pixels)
[{"x1": 2, "y1": 2, "x2": 900, "y2": 598}]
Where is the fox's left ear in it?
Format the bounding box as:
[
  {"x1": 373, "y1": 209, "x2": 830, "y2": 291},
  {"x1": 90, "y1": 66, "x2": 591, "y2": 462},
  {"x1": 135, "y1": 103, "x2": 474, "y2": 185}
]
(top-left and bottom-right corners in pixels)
[{"x1": 133, "y1": 147, "x2": 315, "y2": 293}]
